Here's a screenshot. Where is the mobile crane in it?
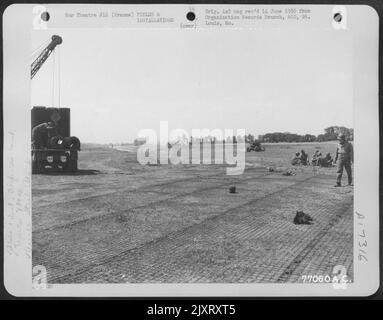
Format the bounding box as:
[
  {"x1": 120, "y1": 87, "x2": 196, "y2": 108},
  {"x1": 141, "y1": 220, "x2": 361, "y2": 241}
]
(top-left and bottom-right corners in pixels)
[
  {"x1": 31, "y1": 35, "x2": 62, "y2": 79},
  {"x1": 31, "y1": 35, "x2": 80, "y2": 174}
]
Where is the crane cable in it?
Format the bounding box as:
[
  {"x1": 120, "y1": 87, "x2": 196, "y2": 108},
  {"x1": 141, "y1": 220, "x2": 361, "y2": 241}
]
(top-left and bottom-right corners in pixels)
[
  {"x1": 31, "y1": 37, "x2": 62, "y2": 108},
  {"x1": 51, "y1": 46, "x2": 62, "y2": 109},
  {"x1": 52, "y1": 49, "x2": 55, "y2": 109},
  {"x1": 58, "y1": 45, "x2": 61, "y2": 109}
]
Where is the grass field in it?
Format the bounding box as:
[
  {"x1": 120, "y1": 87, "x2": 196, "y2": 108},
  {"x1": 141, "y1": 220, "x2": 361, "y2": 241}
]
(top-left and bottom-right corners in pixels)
[{"x1": 32, "y1": 141, "x2": 353, "y2": 283}]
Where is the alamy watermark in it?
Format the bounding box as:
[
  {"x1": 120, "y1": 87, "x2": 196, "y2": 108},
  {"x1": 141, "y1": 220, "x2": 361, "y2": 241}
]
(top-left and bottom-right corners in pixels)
[{"x1": 136, "y1": 121, "x2": 246, "y2": 175}]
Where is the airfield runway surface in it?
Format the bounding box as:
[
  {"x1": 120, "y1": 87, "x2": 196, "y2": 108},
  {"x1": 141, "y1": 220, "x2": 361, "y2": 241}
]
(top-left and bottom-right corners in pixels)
[{"x1": 32, "y1": 143, "x2": 353, "y2": 283}]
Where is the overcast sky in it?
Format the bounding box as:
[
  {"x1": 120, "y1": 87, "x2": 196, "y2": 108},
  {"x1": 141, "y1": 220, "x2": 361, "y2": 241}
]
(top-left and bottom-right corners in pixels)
[{"x1": 31, "y1": 28, "x2": 353, "y2": 143}]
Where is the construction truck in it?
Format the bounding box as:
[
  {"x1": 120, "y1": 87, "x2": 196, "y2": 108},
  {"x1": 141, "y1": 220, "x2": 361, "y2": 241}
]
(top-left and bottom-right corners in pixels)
[
  {"x1": 31, "y1": 35, "x2": 81, "y2": 174},
  {"x1": 31, "y1": 107, "x2": 79, "y2": 173}
]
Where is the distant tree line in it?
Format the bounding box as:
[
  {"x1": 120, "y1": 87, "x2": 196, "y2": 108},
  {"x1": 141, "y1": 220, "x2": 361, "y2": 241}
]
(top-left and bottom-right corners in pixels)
[
  {"x1": 256, "y1": 126, "x2": 353, "y2": 143},
  {"x1": 132, "y1": 126, "x2": 353, "y2": 145},
  {"x1": 180, "y1": 126, "x2": 353, "y2": 144}
]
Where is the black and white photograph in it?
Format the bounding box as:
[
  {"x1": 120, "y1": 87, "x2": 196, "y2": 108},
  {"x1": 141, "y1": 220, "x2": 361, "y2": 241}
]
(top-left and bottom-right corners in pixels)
[{"x1": 2, "y1": 3, "x2": 380, "y2": 297}]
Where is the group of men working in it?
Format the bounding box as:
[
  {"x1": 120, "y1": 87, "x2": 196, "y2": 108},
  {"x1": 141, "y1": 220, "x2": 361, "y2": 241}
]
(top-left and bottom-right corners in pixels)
[
  {"x1": 31, "y1": 120, "x2": 80, "y2": 151},
  {"x1": 292, "y1": 150, "x2": 334, "y2": 167},
  {"x1": 290, "y1": 134, "x2": 353, "y2": 187}
]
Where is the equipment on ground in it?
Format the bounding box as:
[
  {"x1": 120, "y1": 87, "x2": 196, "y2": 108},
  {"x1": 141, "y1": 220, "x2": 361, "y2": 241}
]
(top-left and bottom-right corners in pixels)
[
  {"x1": 246, "y1": 140, "x2": 265, "y2": 152},
  {"x1": 293, "y1": 211, "x2": 313, "y2": 225}
]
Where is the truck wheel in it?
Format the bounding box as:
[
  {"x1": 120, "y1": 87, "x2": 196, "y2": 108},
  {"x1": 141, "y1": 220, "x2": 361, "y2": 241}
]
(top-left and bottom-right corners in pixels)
[
  {"x1": 72, "y1": 160, "x2": 78, "y2": 172},
  {"x1": 32, "y1": 160, "x2": 38, "y2": 174},
  {"x1": 67, "y1": 159, "x2": 78, "y2": 172},
  {"x1": 33, "y1": 161, "x2": 43, "y2": 174}
]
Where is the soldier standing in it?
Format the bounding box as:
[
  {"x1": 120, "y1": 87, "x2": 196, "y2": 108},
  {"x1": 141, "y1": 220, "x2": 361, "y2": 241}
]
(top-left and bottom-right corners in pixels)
[{"x1": 334, "y1": 134, "x2": 353, "y2": 187}]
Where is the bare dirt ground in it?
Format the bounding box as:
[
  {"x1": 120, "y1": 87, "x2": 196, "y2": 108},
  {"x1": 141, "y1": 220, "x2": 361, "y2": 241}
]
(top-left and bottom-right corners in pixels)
[{"x1": 32, "y1": 142, "x2": 353, "y2": 283}]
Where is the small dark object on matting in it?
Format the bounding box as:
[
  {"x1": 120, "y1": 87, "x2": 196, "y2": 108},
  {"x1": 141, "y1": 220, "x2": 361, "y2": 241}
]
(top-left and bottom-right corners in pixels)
[
  {"x1": 293, "y1": 211, "x2": 313, "y2": 225},
  {"x1": 283, "y1": 169, "x2": 296, "y2": 176},
  {"x1": 229, "y1": 186, "x2": 236, "y2": 193}
]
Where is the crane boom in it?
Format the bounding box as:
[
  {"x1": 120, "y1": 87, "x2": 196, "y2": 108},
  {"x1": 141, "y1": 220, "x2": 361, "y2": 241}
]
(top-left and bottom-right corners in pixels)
[{"x1": 31, "y1": 35, "x2": 62, "y2": 79}]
